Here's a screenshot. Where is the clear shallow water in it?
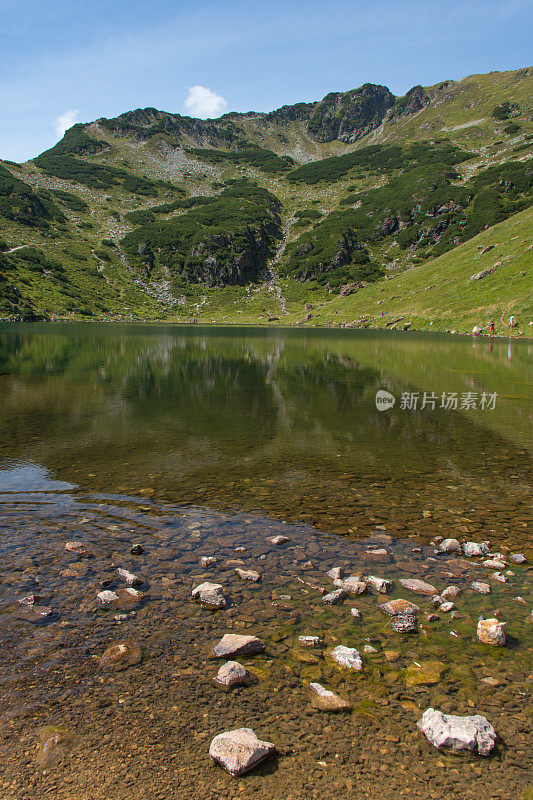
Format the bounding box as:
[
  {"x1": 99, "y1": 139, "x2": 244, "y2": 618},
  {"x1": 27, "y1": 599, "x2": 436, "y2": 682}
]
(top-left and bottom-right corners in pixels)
[{"x1": 0, "y1": 324, "x2": 531, "y2": 800}]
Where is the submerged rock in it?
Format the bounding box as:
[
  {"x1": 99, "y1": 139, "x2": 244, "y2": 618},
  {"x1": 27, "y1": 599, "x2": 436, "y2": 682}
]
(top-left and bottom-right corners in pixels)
[
  {"x1": 267, "y1": 535, "x2": 289, "y2": 545},
  {"x1": 209, "y1": 728, "x2": 276, "y2": 776},
  {"x1": 364, "y1": 575, "x2": 393, "y2": 593},
  {"x1": 417, "y1": 707, "x2": 497, "y2": 756},
  {"x1": 200, "y1": 556, "x2": 217, "y2": 567},
  {"x1": 438, "y1": 538, "x2": 461, "y2": 553},
  {"x1": 322, "y1": 588, "x2": 347, "y2": 604},
  {"x1": 441, "y1": 585, "x2": 462, "y2": 601},
  {"x1": 213, "y1": 661, "x2": 250, "y2": 689},
  {"x1": 471, "y1": 581, "x2": 491, "y2": 594},
  {"x1": 334, "y1": 576, "x2": 367, "y2": 595},
  {"x1": 379, "y1": 598, "x2": 420, "y2": 616},
  {"x1": 97, "y1": 590, "x2": 119, "y2": 604},
  {"x1": 483, "y1": 558, "x2": 506, "y2": 569},
  {"x1": 391, "y1": 613, "x2": 418, "y2": 633},
  {"x1": 309, "y1": 682, "x2": 351, "y2": 711},
  {"x1": 510, "y1": 553, "x2": 527, "y2": 564},
  {"x1": 405, "y1": 660, "x2": 446, "y2": 686},
  {"x1": 99, "y1": 640, "x2": 142, "y2": 671},
  {"x1": 399, "y1": 578, "x2": 437, "y2": 595},
  {"x1": 327, "y1": 567, "x2": 344, "y2": 580},
  {"x1": 477, "y1": 618, "x2": 508, "y2": 646},
  {"x1": 463, "y1": 542, "x2": 489, "y2": 558},
  {"x1": 235, "y1": 568, "x2": 260, "y2": 582},
  {"x1": 117, "y1": 568, "x2": 143, "y2": 587},
  {"x1": 298, "y1": 635, "x2": 322, "y2": 647},
  {"x1": 36, "y1": 725, "x2": 74, "y2": 768},
  {"x1": 330, "y1": 645, "x2": 363, "y2": 670},
  {"x1": 351, "y1": 607, "x2": 362, "y2": 620},
  {"x1": 191, "y1": 582, "x2": 227, "y2": 609},
  {"x1": 211, "y1": 634, "x2": 265, "y2": 658}
]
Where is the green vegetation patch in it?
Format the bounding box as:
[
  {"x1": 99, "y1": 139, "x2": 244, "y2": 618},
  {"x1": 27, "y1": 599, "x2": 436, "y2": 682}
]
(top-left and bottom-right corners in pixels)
[
  {"x1": 0, "y1": 164, "x2": 65, "y2": 228},
  {"x1": 187, "y1": 146, "x2": 295, "y2": 173},
  {"x1": 286, "y1": 141, "x2": 473, "y2": 184}
]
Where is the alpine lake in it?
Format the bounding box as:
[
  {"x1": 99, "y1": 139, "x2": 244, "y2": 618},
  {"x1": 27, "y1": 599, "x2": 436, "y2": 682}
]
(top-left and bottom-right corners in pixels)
[{"x1": 0, "y1": 323, "x2": 531, "y2": 800}]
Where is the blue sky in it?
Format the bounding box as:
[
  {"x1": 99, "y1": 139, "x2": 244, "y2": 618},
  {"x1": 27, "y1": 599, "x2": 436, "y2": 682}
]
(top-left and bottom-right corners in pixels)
[{"x1": 1, "y1": 0, "x2": 531, "y2": 161}]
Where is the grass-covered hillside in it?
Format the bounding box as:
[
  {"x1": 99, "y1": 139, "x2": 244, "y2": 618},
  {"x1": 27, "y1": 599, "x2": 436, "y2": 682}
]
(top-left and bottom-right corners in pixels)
[{"x1": 0, "y1": 66, "x2": 531, "y2": 327}]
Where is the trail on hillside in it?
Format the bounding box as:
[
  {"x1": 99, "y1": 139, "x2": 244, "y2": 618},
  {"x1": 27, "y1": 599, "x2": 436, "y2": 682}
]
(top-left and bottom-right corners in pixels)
[{"x1": 267, "y1": 214, "x2": 295, "y2": 315}]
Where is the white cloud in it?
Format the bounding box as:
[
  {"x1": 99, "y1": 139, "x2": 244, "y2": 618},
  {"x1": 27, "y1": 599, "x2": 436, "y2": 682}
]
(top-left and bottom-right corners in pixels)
[
  {"x1": 54, "y1": 108, "x2": 80, "y2": 138},
  {"x1": 184, "y1": 85, "x2": 228, "y2": 118}
]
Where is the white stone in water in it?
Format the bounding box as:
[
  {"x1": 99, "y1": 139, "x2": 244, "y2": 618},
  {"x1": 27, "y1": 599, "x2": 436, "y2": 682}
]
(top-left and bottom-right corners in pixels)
[
  {"x1": 477, "y1": 618, "x2": 507, "y2": 646},
  {"x1": 483, "y1": 558, "x2": 506, "y2": 569},
  {"x1": 209, "y1": 728, "x2": 276, "y2": 776},
  {"x1": 191, "y1": 582, "x2": 227, "y2": 609},
  {"x1": 200, "y1": 556, "x2": 217, "y2": 567},
  {"x1": 417, "y1": 707, "x2": 497, "y2": 756},
  {"x1": 351, "y1": 607, "x2": 362, "y2": 619},
  {"x1": 441, "y1": 585, "x2": 462, "y2": 601},
  {"x1": 438, "y1": 538, "x2": 461, "y2": 553},
  {"x1": 471, "y1": 581, "x2": 491, "y2": 594},
  {"x1": 214, "y1": 661, "x2": 249, "y2": 688},
  {"x1": 492, "y1": 571, "x2": 507, "y2": 583},
  {"x1": 117, "y1": 568, "x2": 143, "y2": 587},
  {"x1": 211, "y1": 634, "x2": 265, "y2": 657},
  {"x1": 330, "y1": 645, "x2": 363, "y2": 670},
  {"x1": 399, "y1": 578, "x2": 437, "y2": 595},
  {"x1": 431, "y1": 595, "x2": 445, "y2": 608},
  {"x1": 123, "y1": 587, "x2": 142, "y2": 598},
  {"x1": 327, "y1": 567, "x2": 344, "y2": 581},
  {"x1": 510, "y1": 553, "x2": 527, "y2": 564},
  {"x1": 463, "y1": 541, "x2": 489, "y2": 558},
  {"x1": 334, "y1": 576, "x2": 367, "y2": 595},
  {"x1": 97, "y1": 590, "x2": 118, "y2": 604},
  {"x1": 267, "y1": 535, "x2": 289, "y2": 545},
  {"x1": 298, "y1": 636, "x2": 322, "y2": 647},
  {"x1": 309, "y1": 683, "x2": 351, "y2": 711},
  {"x1": 439, "y1": 602, "x2": 455, "y2": 612},
  {"x1": 322, "y1": 588, "x2": 347, "y2": 604},
  {"x1": 363, "y1": 644, "x2": 377, "y2": 654},
  {"x1": 379, "y1": 598, "x2": 420, "y2": 616},
  {"x1": 235, "y1": 568, "x2": 260, "y2": 582},
  {"x1": 364, "y1": 575, "x2": 393, "y2": 593}
]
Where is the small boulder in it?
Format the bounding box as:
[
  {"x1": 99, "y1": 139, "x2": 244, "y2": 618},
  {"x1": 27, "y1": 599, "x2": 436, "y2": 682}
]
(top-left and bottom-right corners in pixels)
[
  {"x1": 379, "y1": 598, "x2": 420, "y2": 616},
  {"x1": 399, "y1": 578, "x2": 437, "y2": 595},
  {"x1": 322, "y1": 588, "x2": 347, "y2": 605},
  {"x1": 471, "y1": 581, "x2": 491, "y2": 594},
  {"x1": 335, "y1": 576, "x2": 367, "y2": 595},
  {"x1": 65, "y1": 541, "x2": 92, "y2": 557},
  {"x1": 235, "y1": 568, "x2": 260, "y2": 582},
  {"x1": 97, "y1": 590, "x2": 119, "y2": 604},
  {"x1": 391, "y1": 614, "x2": 418, "y2": 633},
  {"x1": 510, "y1": 553, "x2": 527, "y2": 564},
  {"x1": 117, "y1": 568, "x2": 143, "y2": 587},
  {"x1": 330, "y1": 645, "x2": 363, "y2": 670},
  {"x1": 364, "y1": 575, "x2": 393, "y2": 593},
  {"x1": 191, "y1": 582, "x2": 227, "y2": 609},
  {"x1": 267, "y1": 535, "x2": 289, "y2": 545},
  {"x1": 209, "y1": 728, "x2": 276, "y2": 776},
  {"x1": 477, "y1": 618, "x2": 507, "y2": 646},
  {"x1": 463, "y1": 542, "x2": 489, "y2": 558},
  {"x1": 99, "y1": 641, "x2": 142, "y2": 671},
  {"x1": 351, "y1": 607, "x2": 362, "y2": 620},
  {"x1": 211, "y1": 634, "x2": 265, "y2": 658},
  {"x1": 298, "y1": 635, "x2": 322, "y2": 647},
  {"x1": 483, "y1": 558, "x2": 506, "y2": 569},
  {"x1": 441, "y1": 585, "x2": 462, "y2": 601},
  {"x1": 200, "y1": 556, "x2": 217, "y2": 567},
  {"x1": 439, "y1": 538, "x2": 461, "y2": 553},
  {"x1": 417, "y1": 707, "x2": 497, "y2": 756},
  {"x1": 309, "y1": 682, "x2": 351, "y2": 711},
  {"x1": 213, "y1": 661, "x2": 250, "y2": 689},
  {"x1": 327, "y1": 567, "x2": 344, "y2": 580}
]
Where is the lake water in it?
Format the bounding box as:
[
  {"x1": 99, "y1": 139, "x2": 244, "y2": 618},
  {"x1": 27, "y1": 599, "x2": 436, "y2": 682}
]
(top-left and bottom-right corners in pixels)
[{"x1": 0, "y1": 324, "x2": 531, "y2": 799}]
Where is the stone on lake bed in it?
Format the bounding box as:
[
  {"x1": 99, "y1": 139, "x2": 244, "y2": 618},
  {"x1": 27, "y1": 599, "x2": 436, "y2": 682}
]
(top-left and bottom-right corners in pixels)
[
  {"x1": 330, "y1": 645, "x2": 363, "y2": 670},
  {"x1": 492, "y1": 571, "x2": 507, "y2": 583},
  {"x1": 130, "y1": 544, "x2": 145, "y2": 555},
  {"x1": 334, "y1": 576, "x2": 367, "y2": 595},
  {"x1": 483, "y1": 558, "x2": 506, "y2": 569},
  {"x1": 477, "y1": 618, "x2": 507, "y2": 646},
  {"x1": 267, "y1": 535, "x2": 289, "y2": 545},
  {"x1": 192, "y1": 582, "x2": 227, "y2": 609},
  {"x1": 441, "y1": 585, "x2": 462, "y2": 601},
  {"x1": 351, "y1": 607, "x2": 362, "y2": 619},
  {"x1": 327, "y1": 567, "x2": 344, "y2": 580},
  {"x1": 379, "y1": 598, "x2": 420, "y2": 616},
  {"x1": 65, "y1": 541, "x2": 92, "y2": 557},
  {"x1": 391, "y1": 614, "x2": 418, "y2": 633},
  {"x1": 405, "y1": 660, "x2": 446, "y2": 686},
  {"x1": 97, "y1": 590, "x2": 119, "y2": 604},
  {"x1": 510, "y1": 553, "x2": 527, "y2": 564},
  {"x1": 399, "y1": 578, "x2": 437, "y2": 595},
  {"x1": 298, "y1": 635, "x2": 322, "y2": 647},
  {"x1": 471, "y1": 581, "x2": 491, "y2": 594},
  {"x1": 322, "y1": 588, "x2": 347, "y2": 604},
  {"x1": 438, "y1": 538, "x2": 461, "y2": 553},
  {"x1": 37, "y1": 725, "x2": 73, "y2": 768},
  {"x1": 439, "y1": 601, "x2": 455, "y2": 612},
  {"x1": 235, "y1": 568, "x2": 260, "y2": 582},
  {"x1": 211, "y1": 634, "x2": 265, "y2": 658},
  {"x1": 364, "y1": 575, "x2": 393, "y2": 593},
  {"x1": 309, "y1": 682, "x2": 351, "y2": 711},
  {"x1": 117, "y1": 568, "x2": 143, "y2": 587},
  {"x1": 364, "y1": 644, "x2": 378, "y2": 654},
  {"x1": 200, "y1": 556, "x2": 217, "y2": 567},
  {"x1": 365, "y1": 548, "x2": 391, "y2": 563},
  {"x1": 99, "y1": 640, "x2": 142, "y2": 671},
  {"x1": 209, "y1": 728, "x2": 276, "y2": 776},
  {"x1": 417, "y1": 707, "x2": 497, "y2": 756},
  {"x1": 463, "y1": 541, "x2": 489, "y2": 558},
  {"x1": 213, "y1": 661, "x2": 249, "y2": 689}
]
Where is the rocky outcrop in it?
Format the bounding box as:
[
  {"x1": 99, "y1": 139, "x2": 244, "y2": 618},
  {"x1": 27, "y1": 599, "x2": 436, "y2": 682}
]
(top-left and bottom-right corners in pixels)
[
  {"x1": 389, "y1": 85, "x2": 431, "y2": 122},
  {"x1": 307, "y1": 84, "x2": 396, "y2": 143}
]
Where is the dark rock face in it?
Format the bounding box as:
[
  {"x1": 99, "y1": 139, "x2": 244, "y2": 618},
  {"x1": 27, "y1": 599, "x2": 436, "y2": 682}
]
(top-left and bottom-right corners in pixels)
[
  {"x1": 265, "y1": 102, "x2": 316, "y2": 125},
  {"x1": 389, "y1": 85, "x2": 431, "y2": 122},
  {"x1": 306, "y1": 84, "x2": 396, "y2": 143}
]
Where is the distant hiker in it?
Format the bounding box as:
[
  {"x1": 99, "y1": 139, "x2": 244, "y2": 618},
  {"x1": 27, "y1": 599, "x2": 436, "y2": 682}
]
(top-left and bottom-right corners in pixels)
[
  {"x1": 489, "y1": 320, "x2": 495, "y2": 336},
  {"x1": 472, "y1": 325, "x2": 482, "y2": 336},
  {"x1": 509, "y1": 314, "x2": 515, "y2": 328}
]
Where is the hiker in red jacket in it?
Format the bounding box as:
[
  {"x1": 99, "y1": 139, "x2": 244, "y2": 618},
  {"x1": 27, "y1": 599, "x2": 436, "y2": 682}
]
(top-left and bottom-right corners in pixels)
[{"x1": 489, "y1": 320, "x2": 495, "y2": 336}]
